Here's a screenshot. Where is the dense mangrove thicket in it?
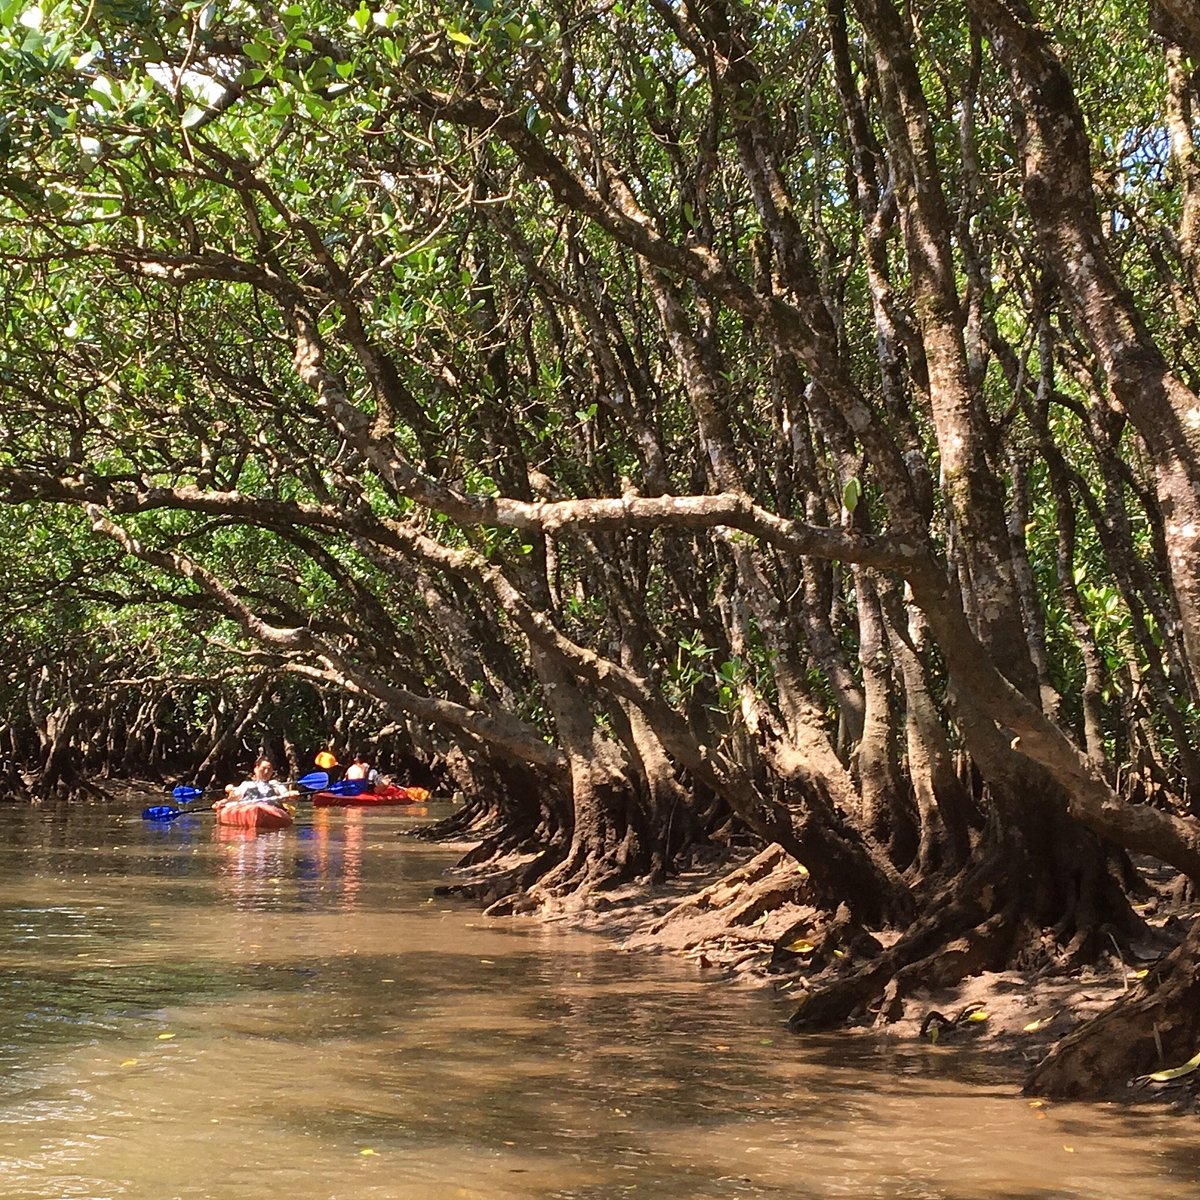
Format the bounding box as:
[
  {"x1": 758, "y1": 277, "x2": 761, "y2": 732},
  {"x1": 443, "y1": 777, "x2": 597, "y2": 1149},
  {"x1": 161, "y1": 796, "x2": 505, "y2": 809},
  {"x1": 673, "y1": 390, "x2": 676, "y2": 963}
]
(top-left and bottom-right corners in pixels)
[
  {"x1": 3, "y1": 0, "x2": 1200, "y2": 1097},
  {"x1": 0, "y1": 503, "x2": 441, "y2": 789}
]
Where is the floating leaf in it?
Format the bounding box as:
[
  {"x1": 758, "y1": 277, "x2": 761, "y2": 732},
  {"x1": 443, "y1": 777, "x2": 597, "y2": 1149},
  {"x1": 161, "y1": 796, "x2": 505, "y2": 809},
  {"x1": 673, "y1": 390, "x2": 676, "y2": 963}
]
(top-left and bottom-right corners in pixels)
[
  {"x1": 360, "y1": 1147, "x2": 377, "y2": 1156},
  {"x1": 120, "y1": 1059, "x2": 138, "y2": 1068},
  {"x1": 157, "y1": 1032, "x2": 176, "y2": 1040},
  {"x1": 963, "y1": 1009, "x2": 989, "y2": 1023}
]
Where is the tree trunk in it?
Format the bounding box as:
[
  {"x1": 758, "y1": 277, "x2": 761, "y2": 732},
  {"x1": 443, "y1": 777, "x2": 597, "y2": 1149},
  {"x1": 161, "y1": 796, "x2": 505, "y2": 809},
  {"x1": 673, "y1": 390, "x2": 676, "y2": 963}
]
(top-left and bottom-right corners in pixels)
[
  {"x1": 1026, "y1": 917, "x2": 1200, "y2": 1100},
  {"x1": 971, "y1": 0, "x2": 1200, "y2": 699},
  {"x1": 193, "y1": 673, "x2": 271, "y2": 786}
]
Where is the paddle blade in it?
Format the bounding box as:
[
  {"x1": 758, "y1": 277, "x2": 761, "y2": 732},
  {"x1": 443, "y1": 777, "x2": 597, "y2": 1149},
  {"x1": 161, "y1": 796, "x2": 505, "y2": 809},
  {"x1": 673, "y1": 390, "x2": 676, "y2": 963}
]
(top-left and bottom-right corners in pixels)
[
  {"x1": 143, "y1": 805, "x2": 184, "y2": 821},
  {"x1": 172, "y1": 786, "x2": 202, "y2": 802},
  {"x1": 296, "y1": 770, "x2": 330, "y2": 792},
  {"x1": 328, "y1": 778, "x2": 368, "y2": 796}
]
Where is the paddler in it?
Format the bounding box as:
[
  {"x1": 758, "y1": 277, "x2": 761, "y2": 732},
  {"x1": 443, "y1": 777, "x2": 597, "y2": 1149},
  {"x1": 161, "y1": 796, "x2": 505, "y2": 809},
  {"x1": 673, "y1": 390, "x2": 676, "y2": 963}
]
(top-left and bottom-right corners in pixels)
[
  {"x1": 219, "y1": 756, "x2": 292, "y2": 813},
  {"x1": 345, "y1": 752, "x2": 384, "y2": 793}
]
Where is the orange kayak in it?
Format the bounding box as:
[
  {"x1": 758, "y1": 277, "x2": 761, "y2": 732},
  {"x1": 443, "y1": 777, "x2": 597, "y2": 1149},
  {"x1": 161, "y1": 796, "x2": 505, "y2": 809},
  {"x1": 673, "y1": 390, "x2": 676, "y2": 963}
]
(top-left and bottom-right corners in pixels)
[
  {"x1": 312, "y1": 784, "x2": 430, "y2": 808},
  {"x1": 212, "y1": 797, "x2": 294, "y2": 830}
]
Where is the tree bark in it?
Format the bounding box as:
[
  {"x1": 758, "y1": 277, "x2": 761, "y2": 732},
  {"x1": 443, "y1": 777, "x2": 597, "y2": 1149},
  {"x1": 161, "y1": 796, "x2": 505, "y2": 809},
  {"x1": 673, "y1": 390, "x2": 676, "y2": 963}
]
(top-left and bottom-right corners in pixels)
[
  {"x1": 970, "y1": 0, "x2": 1200, "y2": 699},
  {"x1": 1026, "y1": 917, "x2": 1200, "y2": 1099}
]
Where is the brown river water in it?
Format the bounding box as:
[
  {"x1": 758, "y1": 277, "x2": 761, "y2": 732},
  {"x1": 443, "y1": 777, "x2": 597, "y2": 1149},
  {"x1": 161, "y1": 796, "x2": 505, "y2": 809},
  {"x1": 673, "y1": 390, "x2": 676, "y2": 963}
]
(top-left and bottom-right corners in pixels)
[{"x1": 1, "y1": 795, "x2": 1198, "y2": 1199}]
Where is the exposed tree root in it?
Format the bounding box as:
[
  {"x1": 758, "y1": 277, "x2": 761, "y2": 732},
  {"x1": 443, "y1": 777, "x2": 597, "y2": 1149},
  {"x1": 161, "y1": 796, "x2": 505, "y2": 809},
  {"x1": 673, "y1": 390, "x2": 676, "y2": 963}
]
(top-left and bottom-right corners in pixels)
[
  {"x1": 410, "y1": 795, "x2": 495, "y2": 842},
  {"x1": 437, "y1": 846, "x2": 566, "y2": 910},
  {"x1": 874, "y1": 911, "x2": 1014, "y2": 1024},
  {"x1": 620, "y1": 845, "x2": 816, "y2": 966},
  {"x1": 1024, "y1": 918, "x2": 1200, "y2": 1099},
  {"x1": 786, "y1": 889, "x2": 994, "y2": 1031}
]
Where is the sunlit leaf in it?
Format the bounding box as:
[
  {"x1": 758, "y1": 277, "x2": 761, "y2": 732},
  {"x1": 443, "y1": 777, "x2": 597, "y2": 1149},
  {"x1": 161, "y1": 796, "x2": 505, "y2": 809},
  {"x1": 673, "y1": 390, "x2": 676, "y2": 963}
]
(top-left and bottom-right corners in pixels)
[
  {"x1": 1136, "y1": 1049, "x2": 1200, "y2": 1084},
  {"x1": 842, "y1": 476, "x2": 862, "y2": 513},
  {"x1": 781, "y1": 938, "x2": 815, "y2": 954},
  {"x1": 1022, "y1": 1013, "x2": 1058, "y2": 1032}
]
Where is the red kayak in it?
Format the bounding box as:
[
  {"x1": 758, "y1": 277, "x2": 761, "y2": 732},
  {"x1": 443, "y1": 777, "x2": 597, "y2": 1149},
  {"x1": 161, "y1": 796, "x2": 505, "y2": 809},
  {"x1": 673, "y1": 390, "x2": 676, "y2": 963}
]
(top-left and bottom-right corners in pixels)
[
  {"x1": 212, "y1": 797, "x2": 295, "y2": 830},
  {"x1": 312, "y1": 784, "x2": 430, "y2": 808}
]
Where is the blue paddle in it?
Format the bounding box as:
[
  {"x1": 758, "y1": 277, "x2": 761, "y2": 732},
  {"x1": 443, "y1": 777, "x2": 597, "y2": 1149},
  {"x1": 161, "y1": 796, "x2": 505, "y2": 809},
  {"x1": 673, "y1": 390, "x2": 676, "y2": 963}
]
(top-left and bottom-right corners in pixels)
[
  {"x1": 143, "y1": 770, "x2": 330, "y2": 821},
  {"x1": 142, "y1": 804, "x2": 201, "y2": 821},
  {"x1": 326, "y1": 778, "x2": 368, "y2": 796}
]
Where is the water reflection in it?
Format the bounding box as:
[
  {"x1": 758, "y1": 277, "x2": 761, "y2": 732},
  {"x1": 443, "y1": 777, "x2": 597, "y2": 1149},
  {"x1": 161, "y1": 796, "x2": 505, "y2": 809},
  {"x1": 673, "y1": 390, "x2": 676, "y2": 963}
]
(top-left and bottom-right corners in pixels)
[
  {"x1": 214, "y1": 824, "x2": 292, "y2": 912},
  {"x1": 0, "y1": 800, "x2": 1197, "y2": 1200}
]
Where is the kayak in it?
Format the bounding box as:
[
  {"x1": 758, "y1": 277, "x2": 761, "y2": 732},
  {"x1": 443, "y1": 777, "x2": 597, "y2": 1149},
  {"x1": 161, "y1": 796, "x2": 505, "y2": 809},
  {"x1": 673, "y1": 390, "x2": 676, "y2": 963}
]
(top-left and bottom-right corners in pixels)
[
  {"x1": 312, "y1": 784, "x2": 431, "y2": 808},
  {"x1": 212, "y1": 797, "x2": 294, "y2": 830}
]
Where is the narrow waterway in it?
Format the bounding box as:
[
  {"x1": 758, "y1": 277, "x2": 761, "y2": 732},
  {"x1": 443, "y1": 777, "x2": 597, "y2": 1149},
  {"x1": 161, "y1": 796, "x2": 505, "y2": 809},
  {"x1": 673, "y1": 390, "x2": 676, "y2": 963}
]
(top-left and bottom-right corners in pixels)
[{"x1": 1, "y1": 796, "x2": 1196, "y2": 1200}]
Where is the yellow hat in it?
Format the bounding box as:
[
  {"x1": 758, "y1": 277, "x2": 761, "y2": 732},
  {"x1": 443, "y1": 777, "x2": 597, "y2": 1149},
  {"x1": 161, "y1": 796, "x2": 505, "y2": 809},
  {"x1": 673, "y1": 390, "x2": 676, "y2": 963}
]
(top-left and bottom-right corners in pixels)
[{"x1": 315, "y1": 751, "x2": 338, "y2": 769}]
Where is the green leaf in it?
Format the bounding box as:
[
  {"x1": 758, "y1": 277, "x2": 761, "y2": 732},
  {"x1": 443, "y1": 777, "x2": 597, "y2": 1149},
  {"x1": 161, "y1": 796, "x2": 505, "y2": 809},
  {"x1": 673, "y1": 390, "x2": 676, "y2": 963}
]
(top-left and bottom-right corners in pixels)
[
  {"x1": 525, "y1": 104, "x2": 551, "y2": 137},
  {"x1": 842, "y1": 476, "x2": 862, "y2": 513}
]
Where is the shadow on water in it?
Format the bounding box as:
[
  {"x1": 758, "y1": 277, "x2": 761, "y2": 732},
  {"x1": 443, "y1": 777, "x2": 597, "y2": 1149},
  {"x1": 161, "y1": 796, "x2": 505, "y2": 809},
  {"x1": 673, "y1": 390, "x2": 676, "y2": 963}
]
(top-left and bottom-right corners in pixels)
[{"x1": 0, "y1": 797, "x2": 1198, "y2": 1200}]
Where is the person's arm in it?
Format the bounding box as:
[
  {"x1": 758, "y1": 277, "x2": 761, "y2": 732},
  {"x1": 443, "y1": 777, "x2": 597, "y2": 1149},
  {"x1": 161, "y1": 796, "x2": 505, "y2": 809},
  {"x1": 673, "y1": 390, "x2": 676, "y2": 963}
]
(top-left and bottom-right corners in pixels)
[{"x1": 217, "y1": 781, "x2": 245, "y2": 808}]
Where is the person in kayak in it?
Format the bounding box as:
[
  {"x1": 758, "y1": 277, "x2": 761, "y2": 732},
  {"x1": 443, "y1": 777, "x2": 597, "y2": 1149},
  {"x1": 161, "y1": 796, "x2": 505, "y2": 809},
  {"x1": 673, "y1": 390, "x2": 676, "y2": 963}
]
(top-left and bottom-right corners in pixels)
[
  {"x1": 226, "y1": 757, "x2": 292, "y2": 810},
  {"x1": 345, "y1": 753, "x2": 384, "y2": 793}
]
